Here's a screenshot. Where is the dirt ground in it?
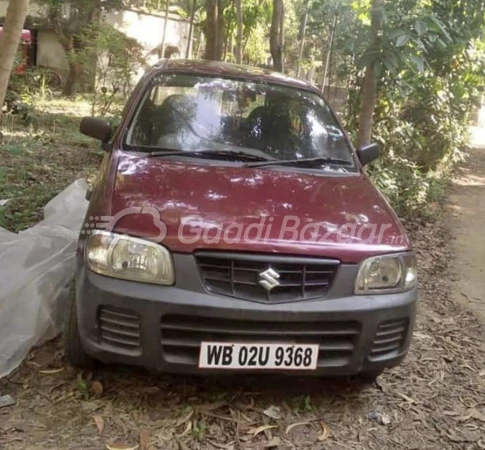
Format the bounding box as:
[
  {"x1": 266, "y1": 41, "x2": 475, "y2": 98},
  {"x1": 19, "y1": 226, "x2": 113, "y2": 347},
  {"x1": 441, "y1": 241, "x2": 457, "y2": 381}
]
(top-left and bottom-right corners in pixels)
[
  {"x1": 449, "y1": 131, "x2": 485, "y2": 322},
  {"x1": 0, "y1": 100, "x2": 101, "y2": 232},
  {"x1": 2, "y1": 127, "x2": 485, "y2": 450}
]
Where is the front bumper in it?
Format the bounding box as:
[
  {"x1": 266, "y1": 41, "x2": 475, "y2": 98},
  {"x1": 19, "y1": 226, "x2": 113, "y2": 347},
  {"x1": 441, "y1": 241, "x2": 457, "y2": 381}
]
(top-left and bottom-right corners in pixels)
[{"x1": 76, "y1": 255, "x2": 418, "y2": 376}]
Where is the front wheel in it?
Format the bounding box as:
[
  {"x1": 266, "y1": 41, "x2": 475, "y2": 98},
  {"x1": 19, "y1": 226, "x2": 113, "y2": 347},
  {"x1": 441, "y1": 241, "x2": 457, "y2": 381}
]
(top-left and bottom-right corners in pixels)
[{"x1": 63, "y1": 284, "x2": 95, "y2": 368}]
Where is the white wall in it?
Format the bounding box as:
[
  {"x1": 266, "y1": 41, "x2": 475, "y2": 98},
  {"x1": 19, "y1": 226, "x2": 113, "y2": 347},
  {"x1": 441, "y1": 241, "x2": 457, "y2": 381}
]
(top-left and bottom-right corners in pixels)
[
  {"x1": 36, "y1": 29, "x2": 69, "y2": 80},
  {"x1": 105, "y1": 9, "x2": 190, "y2": 79}
]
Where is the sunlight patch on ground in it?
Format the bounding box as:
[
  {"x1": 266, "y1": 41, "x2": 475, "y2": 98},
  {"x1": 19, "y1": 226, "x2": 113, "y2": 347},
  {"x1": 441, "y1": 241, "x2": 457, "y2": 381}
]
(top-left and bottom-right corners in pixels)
[
  {"x1": 453, "y1": 173, "x2": 485, "y2": 187},
  {"x1": 470, "y1": 126, "x2": 485, "y2": 148},
  {"x1": 36, "y1": 97, "x2": 93, "y2": 117},
  {"x1": 448, "y1": 204, "x2": 462, "y2": 212}
]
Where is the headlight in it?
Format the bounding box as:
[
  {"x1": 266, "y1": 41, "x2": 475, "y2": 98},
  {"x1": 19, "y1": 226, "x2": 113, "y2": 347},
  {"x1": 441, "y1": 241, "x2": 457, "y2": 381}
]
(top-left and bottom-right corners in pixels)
[
  {"x1": 355, "y1": 252, "x2": 417, "y2": 294},
  {"x1": 86, "y1": 231, "x2": 174, "y2": 285}
]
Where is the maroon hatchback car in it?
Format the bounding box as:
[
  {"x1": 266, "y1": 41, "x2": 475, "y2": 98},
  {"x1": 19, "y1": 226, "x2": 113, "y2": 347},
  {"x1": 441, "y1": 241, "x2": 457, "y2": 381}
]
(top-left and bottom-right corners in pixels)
[{"x1": 64, "y1": 60, "x2": 417, "y2": 379}]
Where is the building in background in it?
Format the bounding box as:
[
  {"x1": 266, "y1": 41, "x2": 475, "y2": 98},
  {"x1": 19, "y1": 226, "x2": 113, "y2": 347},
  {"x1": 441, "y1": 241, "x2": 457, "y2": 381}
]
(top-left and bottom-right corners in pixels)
[{"x1": 0, "y1": 0, "x2": 190, "y2": 87}]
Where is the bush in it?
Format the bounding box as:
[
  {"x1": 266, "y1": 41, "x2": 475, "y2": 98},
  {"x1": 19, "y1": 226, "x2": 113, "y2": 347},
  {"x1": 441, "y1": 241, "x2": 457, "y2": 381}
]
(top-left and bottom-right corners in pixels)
[
  {"x1": 70, "y1": 24, "x2": 146, "y2": 117},
  {"x1": 368, "y1": 154, "x2": 449, "y2": 217},
  {"x1": 347, "y1": 56, "x2": 481, "y2": 218}
]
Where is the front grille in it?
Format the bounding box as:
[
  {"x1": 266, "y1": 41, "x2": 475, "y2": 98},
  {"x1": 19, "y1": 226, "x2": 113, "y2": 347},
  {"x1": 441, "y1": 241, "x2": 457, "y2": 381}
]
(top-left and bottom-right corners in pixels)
[
  {"x1": 161, "y1": 314, "x2": 360, "y2": 367},
  {"x1": 196, "y1": 252, "x2": 339, "y2": 303},
  {"x1": 369, "y1": 318, "x2": 408, "y2": 360},
  {"x1": 98, "y1": 306, "x2": 141, "y2": 352}
]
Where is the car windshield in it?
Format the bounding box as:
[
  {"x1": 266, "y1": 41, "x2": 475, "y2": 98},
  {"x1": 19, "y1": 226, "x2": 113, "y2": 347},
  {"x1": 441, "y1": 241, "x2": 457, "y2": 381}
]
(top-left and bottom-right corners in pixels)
[{"x1": 125, "y1": 74, "x2": 356, "y2": 170}]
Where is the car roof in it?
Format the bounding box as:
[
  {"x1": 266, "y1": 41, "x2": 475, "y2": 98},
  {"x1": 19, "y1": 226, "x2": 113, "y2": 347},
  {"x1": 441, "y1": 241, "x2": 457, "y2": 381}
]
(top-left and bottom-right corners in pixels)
[{"x1": 150, "y1": 59, "x2": 320, "y2": 94}]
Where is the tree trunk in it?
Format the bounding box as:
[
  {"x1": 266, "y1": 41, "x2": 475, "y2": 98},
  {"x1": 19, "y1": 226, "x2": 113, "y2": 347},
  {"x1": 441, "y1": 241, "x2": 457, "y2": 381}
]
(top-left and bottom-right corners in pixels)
[
  {"x1": 321, "y1": 12, "x2": 337, "y2": 94},
  {"x1": 50, "y1": 0, "x2": 101, "y2": 97},
  {"x1": 204, "y1": 0, "x2": 218, "y2": 59},
  {"x1": 205, "y1": 0, "x2": 224, "y2": 60},
  {"x1": 296, "y1": 0, "x2": 310, "y2": 78},
  {"x1": 0, "y1": 0, "x2": 30, "y2": 119},
  {"x1": 61, "y1": 35, "x2": 84, "y2": 97},
  {"x1": 235, "y1": 0, "x2": 243, "y2": 64},
  {"x1": 160, "y1": 0, "x2": 170, "y2": 58},
  {"x1": 185, "y1": 0, "x2": 197, "y2": 58},
  {"x1": 223, "y1": 26, "x2": 230, "y2": 61},
  {"x1": 196, "y1": 28, "x2": 204, "y2": 58},
  {"x1": 63, "y1": 61, "x2": 83, "y2": 97},
  {"x1": 308, "y1": 55, "x2": 315, "y2": 82},
  {"x1": 356, "y1": 0, "x2": 384, "y2": 148},
  {"x1": 270, "y1": 0, "x2": 285, "y2": 72},
  {"x1": 215, "y1": 0, "x2": 225, "y2": 60}
]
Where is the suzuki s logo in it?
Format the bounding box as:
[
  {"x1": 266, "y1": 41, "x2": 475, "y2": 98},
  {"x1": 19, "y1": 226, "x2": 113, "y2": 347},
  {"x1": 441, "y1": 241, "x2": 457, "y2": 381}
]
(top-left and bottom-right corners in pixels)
[{"x1": 258, "y1": 267, "x2": 281, "y2": 291}]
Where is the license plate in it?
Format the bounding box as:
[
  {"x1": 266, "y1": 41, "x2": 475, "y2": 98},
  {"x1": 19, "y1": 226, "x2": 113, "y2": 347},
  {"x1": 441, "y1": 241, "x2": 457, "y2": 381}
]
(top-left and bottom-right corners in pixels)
[{"x1": 198, "y1": 342, "x2": 319, "y2": 370}]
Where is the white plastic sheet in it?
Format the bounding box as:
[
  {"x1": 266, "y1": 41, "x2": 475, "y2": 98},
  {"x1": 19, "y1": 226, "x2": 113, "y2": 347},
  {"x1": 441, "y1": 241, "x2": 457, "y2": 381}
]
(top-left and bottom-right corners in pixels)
[{"x1": 0, "y1": 179, "x2": 88, "y2": 378}]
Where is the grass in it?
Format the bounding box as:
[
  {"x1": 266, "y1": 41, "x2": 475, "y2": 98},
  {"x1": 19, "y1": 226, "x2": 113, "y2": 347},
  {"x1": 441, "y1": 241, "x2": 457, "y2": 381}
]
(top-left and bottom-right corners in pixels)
[{"x1": 0, "y1": 99, "x2": 104, "y2": 232}]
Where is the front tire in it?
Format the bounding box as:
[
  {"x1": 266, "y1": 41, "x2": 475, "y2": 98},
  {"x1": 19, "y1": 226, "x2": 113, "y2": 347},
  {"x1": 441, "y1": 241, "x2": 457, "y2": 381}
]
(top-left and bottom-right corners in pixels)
[{"x1": 63, "y1": 284, "x2": 95, "y2": 368}]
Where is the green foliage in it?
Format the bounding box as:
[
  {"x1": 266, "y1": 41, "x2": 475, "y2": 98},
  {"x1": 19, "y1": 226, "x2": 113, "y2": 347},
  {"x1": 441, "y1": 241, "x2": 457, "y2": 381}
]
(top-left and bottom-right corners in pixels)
[
  {"x1": 290, "y1": 394, "x2": 314, "y2": 413},
  {"x1": 70, "y1": 23, "x2": 146, "y2": 116},
  {"x1": 192, "y1": 419, "x2": 207, "y2": 440},
  {"x1": 242, "y1": 0, "x2": 273, "y2": 64},
  {"x1": 10, "y1": 67, "x2": 59, "y2": 102},
  {"x1": 368, "y1": 155, "x2": 449, "y2": 217},
  {"x1": 337, "y1": 0, "x2": 485, "y2": 217}
]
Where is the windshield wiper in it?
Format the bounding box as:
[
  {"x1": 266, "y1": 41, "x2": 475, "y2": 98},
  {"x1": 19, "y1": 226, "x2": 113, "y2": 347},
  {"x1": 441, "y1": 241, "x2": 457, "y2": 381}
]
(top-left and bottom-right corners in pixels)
[
  {"x1": 148, "y1": 149, "x2": 274, "y2": 162},
  {"x1": 244, "y1": 156, "x2": 353, "y2": 168}
]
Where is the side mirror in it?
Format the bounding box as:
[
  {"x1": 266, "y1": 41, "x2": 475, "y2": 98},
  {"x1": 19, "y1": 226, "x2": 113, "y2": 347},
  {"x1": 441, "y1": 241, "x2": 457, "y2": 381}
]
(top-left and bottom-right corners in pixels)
[
  {"x1": 356, "y1": 143, "x2": 379, "y2": 166},
  {"x1": 80, "y1": 117, "x2": 112, "y2": 144}
]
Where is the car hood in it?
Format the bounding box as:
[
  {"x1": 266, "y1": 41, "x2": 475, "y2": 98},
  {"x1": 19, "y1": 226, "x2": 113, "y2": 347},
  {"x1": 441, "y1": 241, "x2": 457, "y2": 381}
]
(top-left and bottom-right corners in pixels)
[{"x1": 107, "y1": 153, "x2": 410, "y2": 263}]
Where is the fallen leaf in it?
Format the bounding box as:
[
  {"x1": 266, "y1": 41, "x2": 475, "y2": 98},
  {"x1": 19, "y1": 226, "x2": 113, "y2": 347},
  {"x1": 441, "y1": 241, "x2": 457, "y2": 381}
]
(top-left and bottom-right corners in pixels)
[
  {"x1": 286, "y1": 421, "x2": 310, "y2": 434},
  {"x1": 264, "y1": 436, "x2": 281, "y2": 447},
  {"x1": 462, "y1": 430, "x2": 481, "y2": 442},
  {"x1": 318, "y1": 423, "x2": 330, "y2": 441},
  {"x1": 413, "y1": 332, "x2": 432, "y2": 340},
  {"x1": 240, "y1": 411, "x2": 255, "y2": 423},
  {"x1": 445, "y1": 429, "x2": 481, "y2": 443},
  {"x1": 397, "y1": 393, "x2": 415, "y2": 404},
  {"x1": 139, "y1": 430, "x2": 151, "y2": 450},
  {"x1": 248, "y1": 425, "x2": 278, "y2": 437},
  {"x1": 106, "y1": 442, "x2": 139, "y2": 450},
  {"x1": 93, "y1": 415, "x2": 104, "y2": 435},
  {"x1": 263, "y1": 405, "x2": 282, "y2": 420},
  {"x1": 457, "y1": 412, "x2": 473, "y2": 422},
  {"x1": 179, "y1": 420, "x2": 192, "y2": 438},
  {"x1": 39, "y1": 368, "x2": 64, "y2": 375},
  {"x1": 113, "y1": 417, "x2": 128, "y2": 435},
  {"x1": 26, "y1": 361, "x2": 42, "y2": 369},
  {"x1": 466, "y1": 409, "x2": 485, "y2": 423},
  {"x1": 206, "y1": 439, "x2": 236, "y2": 449},
  {"x1": 178, "y1": 441, "x2": 191, "y2": 450},
  {"x1": 195, "y1": 401, "x2": 227, "y2": 413},
  {"x1": 91, "y1": 381, "x2": 104, "y2": 397},
  {"x1": 53, "y1": 391, "x2": 75, "y2": 404},
  {"x1": 176, "y1": 408, "x2": 194, "y2": 427}
]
